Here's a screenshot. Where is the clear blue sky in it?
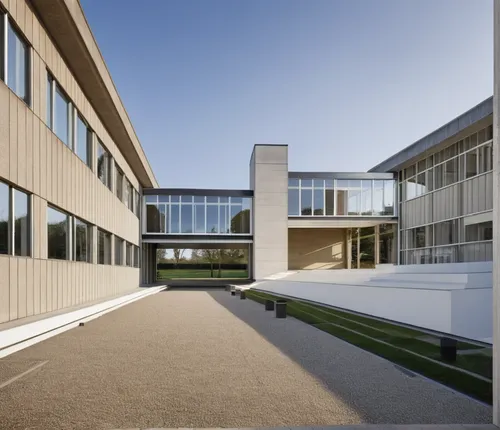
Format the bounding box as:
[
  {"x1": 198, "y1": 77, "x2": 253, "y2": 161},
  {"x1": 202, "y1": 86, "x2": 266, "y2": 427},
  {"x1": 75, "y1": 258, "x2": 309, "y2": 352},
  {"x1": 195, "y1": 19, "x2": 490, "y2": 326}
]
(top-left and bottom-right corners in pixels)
[{"x1": 80, "y1": 0, "x2": 493, "y2": 189}]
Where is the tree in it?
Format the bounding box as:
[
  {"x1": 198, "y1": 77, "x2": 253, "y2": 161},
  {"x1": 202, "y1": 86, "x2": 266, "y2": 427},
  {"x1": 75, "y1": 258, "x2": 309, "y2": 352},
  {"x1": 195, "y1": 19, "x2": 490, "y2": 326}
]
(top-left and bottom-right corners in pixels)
[
  {"x1": 173, "y1": 248, "x2": 185, "y2": 267},
  {"x1": 201, "y1": 249, "x2": 219, "y2": 278},
  {"x1": 157, "y1": 248, "x2": 167, "y2": 263}
]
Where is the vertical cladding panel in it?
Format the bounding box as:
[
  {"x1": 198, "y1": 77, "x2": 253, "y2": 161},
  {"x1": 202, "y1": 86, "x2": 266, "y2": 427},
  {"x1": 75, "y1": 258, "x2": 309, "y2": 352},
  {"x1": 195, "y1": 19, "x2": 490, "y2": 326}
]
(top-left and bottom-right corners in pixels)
[
  {"x1": 0, "y1": 84, "x2": 10, "y2": 180},
  {"x1": 40, "y1": 259, "x2": 47, "y2": 314},
  {"x1": 479, "y1": 175, "x2": 487, "y2": 213},
  {"x1": 472, "y1": 177, "x2": 479, "y2": 215},
  {"x1": 56, "y1": 262, "x2": 62, "y2": 310},
  {"x1": 39, "y1": 125, "x2": 46, "y2": 198},
  {"x1": 9, "y1": 93, "x2": 18, "y2": 185},
  {"x1": 17, "y1": 102, "x2": 27, "y2": 189},
  {"x1": 17, "y1": 258, "x2": 26, "y2": 319},
  {"x1": 9, "y1": 258, "x2": 17, "y2": 320},
  {"x1": 0, "y1": 257, "x2": 9, "y2": 323},
  {"x1": 24, "y1": 2, "x2": 32, "y2": 41},
  {"x1": 46, "y1": 260, "x2": 52, "y2": 312},
  {"x1": 16, "y1": 0, "x2": 25, "y2": 34},
  {"x1": 26, "y1": 258, "x2": 34, "y2": 317},
  {"x1": 32, "y1": 118, "x2": 40, "y2": 196},
  {"x1": 26, "y1": 111, "x2": 33, "y2": 191},
  {"x1": 487, "y1": 172, "x2": 493, "y2": 210},
  {"x1": 34, "y1": 258, "x2": 40, "y2": 315},
  {"x1": 46, "y1": 131, "x2": 53, "y2": 202}
]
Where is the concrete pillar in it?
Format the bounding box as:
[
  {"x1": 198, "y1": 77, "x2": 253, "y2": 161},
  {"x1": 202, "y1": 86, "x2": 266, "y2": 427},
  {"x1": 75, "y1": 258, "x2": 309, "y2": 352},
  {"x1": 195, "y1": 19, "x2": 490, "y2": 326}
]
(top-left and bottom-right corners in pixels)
[
  {"x1": 249, "y1": 145, "x2": 288, "y2": 279},
  {"x1": 345, "y1": 229, "x2": 352, "y2": 269},
  {"x1": 356, "y1": 228, "x2": 361, "y2": 269},
  {"x1": 374, "y1": 225, "x2": 380, "y2": 266},
  {"x1": 493, "y1": 0, "x2": 500, "y2": 424}
]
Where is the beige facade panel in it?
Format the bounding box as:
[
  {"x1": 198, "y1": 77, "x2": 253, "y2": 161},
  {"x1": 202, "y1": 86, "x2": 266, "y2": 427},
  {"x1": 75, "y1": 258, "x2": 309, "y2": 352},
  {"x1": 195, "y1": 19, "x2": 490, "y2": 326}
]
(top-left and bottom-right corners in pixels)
[
  {"x1": 289, "y1": 228, "x2": 346, "y2": 270},
  {"x1": 0, "y1": 0, "x2": 147, "y2": 324}
]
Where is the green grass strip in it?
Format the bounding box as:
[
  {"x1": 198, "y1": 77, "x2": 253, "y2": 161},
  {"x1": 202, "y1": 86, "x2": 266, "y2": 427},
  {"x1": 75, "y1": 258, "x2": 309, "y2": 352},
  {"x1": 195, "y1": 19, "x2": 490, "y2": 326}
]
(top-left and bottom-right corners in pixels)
[{"x1": 245, "y1": 290, "x2": 492, "y2": 404}]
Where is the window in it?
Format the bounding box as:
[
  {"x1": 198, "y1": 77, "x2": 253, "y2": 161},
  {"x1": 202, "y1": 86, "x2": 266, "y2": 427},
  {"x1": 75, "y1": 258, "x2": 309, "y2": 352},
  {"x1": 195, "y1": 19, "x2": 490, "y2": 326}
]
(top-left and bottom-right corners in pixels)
[
  {"x1": 0, "y1": 181, "x2": 31, "y2": 256},
  {"x1": 74, "y1": 218, "x2": 90, "y2": 262},
  {"x1": 465, "y1": 221, "x2": 493, "y2": 242},
  {"x1": 115, "y1": 168, "x2": 124, "y2": 201},
  {"x1": 98, "y1": 229, "x2": 111, "y2": 265},
  {"x1": 146, "y1": 204, "x2": 166, "y2": 233},
  {"x1": 435, "y1": 220, "x2": 458, "y2": 246},
  {"x1": 444, "y1": 158, "x2": 458, "y2": 186},
  {"x1": 7, "y1": 21, "x2": 29, "y2": 103},
  {"x1": 97, "y1": 140, "x2": 111, "y2": 189},
  {"x1": 47, "y1": 207, "x2": 68, "y2": 260},
  {"x1": 14, "y1": 189, "x2": 29, "y2": 256},
  {"x1": 115, "y1": 236, "x2": 123, "y2": 265},
  {"x1": 300, "y1": 188, "x2": 312, "y2": 215},
  {"x1": 134, "y1": 246, "x2": 140, "y2": 268},
  {"x1": 126, "y1": 242, "x2": 132, "y2": 266},
  {"x1": 127, "y1": 183, "x2": 134, "y2": 210},
  {"x1": 0, "y1": 182, "x2": 8, "y2": 254},
  {"x1": 46, "y1": 74, "x2": 53, "y2": 127},
  {"x1": 206, "y1": 204, "x2": 218, "y2": 233},
  {"x1": 76, "y1": 114, "x2": 90, "y2": 166},
  {"x1": 54, "y1": 86, "x2": 72, "y2": 147},
  {"x1": 134, "y1": 189, "x2": 140, "y2": 217},
  {"x1": 465, "y1": 150, "x2": 478, "y2": 179},
  {"x1": 478, "y1": 142, "x2": 493, "y2": 174}
]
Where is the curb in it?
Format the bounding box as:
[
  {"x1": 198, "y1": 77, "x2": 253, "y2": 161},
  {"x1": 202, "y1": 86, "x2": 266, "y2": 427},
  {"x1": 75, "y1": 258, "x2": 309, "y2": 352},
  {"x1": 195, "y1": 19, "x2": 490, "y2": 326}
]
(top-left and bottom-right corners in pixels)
[{"x1": 0, "y1": 285, "x2": 167, "y2": 358}]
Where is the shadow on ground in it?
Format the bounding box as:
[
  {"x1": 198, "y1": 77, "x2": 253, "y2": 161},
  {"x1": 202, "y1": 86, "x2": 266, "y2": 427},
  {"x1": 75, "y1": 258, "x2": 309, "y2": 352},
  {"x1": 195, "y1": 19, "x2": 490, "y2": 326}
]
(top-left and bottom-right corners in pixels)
[{"x1": 206, "y1": 289, "x2": 492, "y2": 425}]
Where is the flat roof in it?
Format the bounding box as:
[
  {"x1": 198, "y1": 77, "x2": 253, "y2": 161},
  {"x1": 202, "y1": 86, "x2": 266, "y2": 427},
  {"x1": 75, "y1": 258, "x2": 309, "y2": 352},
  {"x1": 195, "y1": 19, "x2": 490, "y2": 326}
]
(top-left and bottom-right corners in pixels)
[
  {"x1": 289, "y1": 172, "x2": 395, "y2": 180},
  {"x1": 369, "y1": 96, "x2": 493, "y2": 173},
  {"x1": 143, "y1": 188, "x2": 253, "y2": 197}
]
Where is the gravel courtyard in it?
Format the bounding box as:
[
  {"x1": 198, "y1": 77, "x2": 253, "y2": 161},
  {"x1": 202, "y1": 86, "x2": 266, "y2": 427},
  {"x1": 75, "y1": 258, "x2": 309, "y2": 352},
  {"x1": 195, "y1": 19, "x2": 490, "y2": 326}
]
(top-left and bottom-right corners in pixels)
[{"x1": 0, "y1": 288, "x2": 492, "y2": 429}]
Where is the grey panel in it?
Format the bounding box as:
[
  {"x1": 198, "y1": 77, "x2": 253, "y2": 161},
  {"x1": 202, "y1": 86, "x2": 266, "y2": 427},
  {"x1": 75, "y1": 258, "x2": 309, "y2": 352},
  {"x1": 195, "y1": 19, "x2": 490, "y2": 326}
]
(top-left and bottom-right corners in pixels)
[
  {"x1": 288, "y1": 171, "x2": 395, "y2": 180},
  {"x1": 143, "y1": 188, "x2": 254, "y2": 197},
  {"x1": 369, "y1": 97, "x2": 493, "y2": 173}
]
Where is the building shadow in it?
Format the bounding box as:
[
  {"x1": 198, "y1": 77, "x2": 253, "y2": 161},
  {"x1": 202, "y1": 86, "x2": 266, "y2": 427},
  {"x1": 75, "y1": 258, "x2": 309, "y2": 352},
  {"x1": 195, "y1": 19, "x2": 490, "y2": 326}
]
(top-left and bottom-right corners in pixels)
[{"x1": 205, "y1": 290, "x2": 492, "y2": 425}]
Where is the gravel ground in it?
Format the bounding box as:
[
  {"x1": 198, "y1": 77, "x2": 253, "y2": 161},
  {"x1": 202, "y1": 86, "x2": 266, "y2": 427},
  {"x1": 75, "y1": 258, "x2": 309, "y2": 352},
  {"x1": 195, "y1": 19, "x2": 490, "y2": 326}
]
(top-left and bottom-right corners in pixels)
[{"x1": 0, "y1": 289, "x2": 492, "y2": 429}]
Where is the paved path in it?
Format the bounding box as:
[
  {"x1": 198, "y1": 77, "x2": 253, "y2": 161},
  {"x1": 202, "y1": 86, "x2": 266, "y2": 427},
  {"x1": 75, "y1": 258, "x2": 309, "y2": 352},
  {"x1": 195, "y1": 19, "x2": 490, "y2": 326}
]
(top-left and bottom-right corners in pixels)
[{"x1": 0, "y1": 289, "x2": 492, "y2": 429}]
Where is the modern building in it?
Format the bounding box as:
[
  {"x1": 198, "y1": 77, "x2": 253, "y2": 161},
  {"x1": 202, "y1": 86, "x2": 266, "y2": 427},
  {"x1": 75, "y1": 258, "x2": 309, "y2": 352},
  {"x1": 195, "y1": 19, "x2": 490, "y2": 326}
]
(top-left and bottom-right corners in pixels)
[{"x1": 0, "y1": 0, "x2": 495, "y2": 327}]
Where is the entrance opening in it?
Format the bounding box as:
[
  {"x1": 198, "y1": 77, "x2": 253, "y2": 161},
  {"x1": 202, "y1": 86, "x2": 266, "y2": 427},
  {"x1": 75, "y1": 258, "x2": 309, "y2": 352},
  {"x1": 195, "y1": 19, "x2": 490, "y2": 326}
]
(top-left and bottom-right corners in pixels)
[{"x1": 156, "y1": 247, "x2": 249, "y2": 280}]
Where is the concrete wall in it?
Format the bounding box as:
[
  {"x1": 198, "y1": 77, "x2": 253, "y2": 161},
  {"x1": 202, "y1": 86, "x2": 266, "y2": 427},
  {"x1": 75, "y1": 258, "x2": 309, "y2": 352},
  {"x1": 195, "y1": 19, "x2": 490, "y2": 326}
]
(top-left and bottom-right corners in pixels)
[
  {"x1": 250, "y1": 145, "x2": 288, "y2": 279},
  {"x1": 288, "y1": 228, "x2": 346, "y2": 269},
  {"x1": 0, "y1": 0, "x2": 144, "y2": 324}
]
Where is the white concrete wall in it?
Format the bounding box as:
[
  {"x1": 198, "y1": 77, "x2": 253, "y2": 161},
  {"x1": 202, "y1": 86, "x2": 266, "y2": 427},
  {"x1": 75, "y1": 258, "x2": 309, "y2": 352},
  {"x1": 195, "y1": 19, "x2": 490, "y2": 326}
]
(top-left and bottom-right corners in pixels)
[
  {"x1": 256, "y1": 280, "x2": 454, "y2": 335},
  {"x1": 250, "y1": 145, "x2": 288, "y2": 279}
]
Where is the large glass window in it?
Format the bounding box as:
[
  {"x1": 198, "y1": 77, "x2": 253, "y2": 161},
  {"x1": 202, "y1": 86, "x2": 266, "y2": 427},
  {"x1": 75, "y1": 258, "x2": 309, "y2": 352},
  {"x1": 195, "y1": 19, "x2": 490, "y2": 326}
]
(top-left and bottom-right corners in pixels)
[
  {"x1": 134, "y1": 246, "x2": 140, "y2": 268},
  {"x1": 231, "y1": 199, "x2": 251, "y2": 234},
  {"x1": 127, "y1": 183, "x2": 134, "y2": 210},
  {"x1": 47, "y1": 207, "x2": 68, "y2": 260},
  {"x1": 181, "y1": 203, "x2": 193, "y2": 233},
  {"x1": 465, "y1": 150, "x2": 478, "y2": 179},
  {"x1": 313, "y1": 188, "x2": 324, "y2": 215},
  {"x1": 97, "y1": 140, "x2": 111, "y2": 189},
  {"x1": 360, "y1": 180, "x2": 372, "y2": 215},
  {"x1": 76, "y1": 115, "x2": 90, "y2": 166},
  {"x1": 134, "y1": 189, "x2": 140, "y2": 217},
  {"x1": 0, "y1": 182, "x2": 9, "y2": 254},
  {"x1": 465, "y1": 221, "x2": 493, "y2": 242},
  {"x1": 126, "y1": 242, "x2": 133, "y2": 267},
  {"x1": 98, "y1": 229, "x2": 111, "y2": 265},
  {"x1": 54, "y1": 86, "x2": 72, "y2": 147},
  {"x1": 170, "y1": 204, "x2": 180, "y2": 233},
  {"x1": 7, "y1": 21, "x2": 29, "y2": 103},
  {"x1": 115, "y1": 236, "x2": 123, "y2": 266},
  {"x1": 206, "y1": 204, "x2": 218, "y2": 233},
  {"x1": 478, "y1": 142, "x2": 493, "y2": 174},
  {"x1": 74, "y1": 218, "x2": 90, "y2": 262},
  {"x1": 115, "y1": 168, "x2": 124, "y2": 201},
  {"x1": 348, "y1": 180, "x2": 361, "y2": 215},
  {"x1": 300, "y1": 188, "x2": 312, "y2": 215},
  {"x1": 46, "y1": 74, "x2": 53, "y2": 127},
  {"x1": 435, "y1": 220, "x2": 459, "y2": 246},
  {"x1": 14, "y1": 189, "x2": 29, "y2": 256},
  {"x1": 195, "y1": 204, "x2": 205, "y2": 233},
  {"x1": 146, "y1": 204, "x2": 165, "y2": 233},
  {"x1": 444, "y1": 158, "x2": 458, "y2": 186}
]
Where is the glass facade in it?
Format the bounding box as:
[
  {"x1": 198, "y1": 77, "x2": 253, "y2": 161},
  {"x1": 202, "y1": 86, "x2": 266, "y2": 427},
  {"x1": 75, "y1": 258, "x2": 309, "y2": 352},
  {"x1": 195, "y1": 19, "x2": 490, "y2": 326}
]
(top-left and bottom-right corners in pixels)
[
  {"x1": 399, "y1": 125, "x2": 494, "y2": 264},
  {"x1": 145, "y1": 195, "x2": 252, "y2": 235},
  {"x1": 47, "y1": 207, "x2": 68, "y2": 260},
  {"x1": 7, "y1": 21, "x2": 29, "y2": 103},
  {"x1": 288, "y1": 177, "x2": 395, "y2": 217}
]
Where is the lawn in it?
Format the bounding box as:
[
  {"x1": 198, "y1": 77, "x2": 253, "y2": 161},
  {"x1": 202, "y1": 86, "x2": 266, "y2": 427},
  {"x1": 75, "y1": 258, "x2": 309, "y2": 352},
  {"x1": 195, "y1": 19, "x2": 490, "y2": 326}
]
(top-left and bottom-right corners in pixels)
[
  {"x1": 245, "y1": 289, "x2": 492, "y2": 404},
  {"x1": 157, "y1": 269, "x2": 249, "y2": 279}
]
